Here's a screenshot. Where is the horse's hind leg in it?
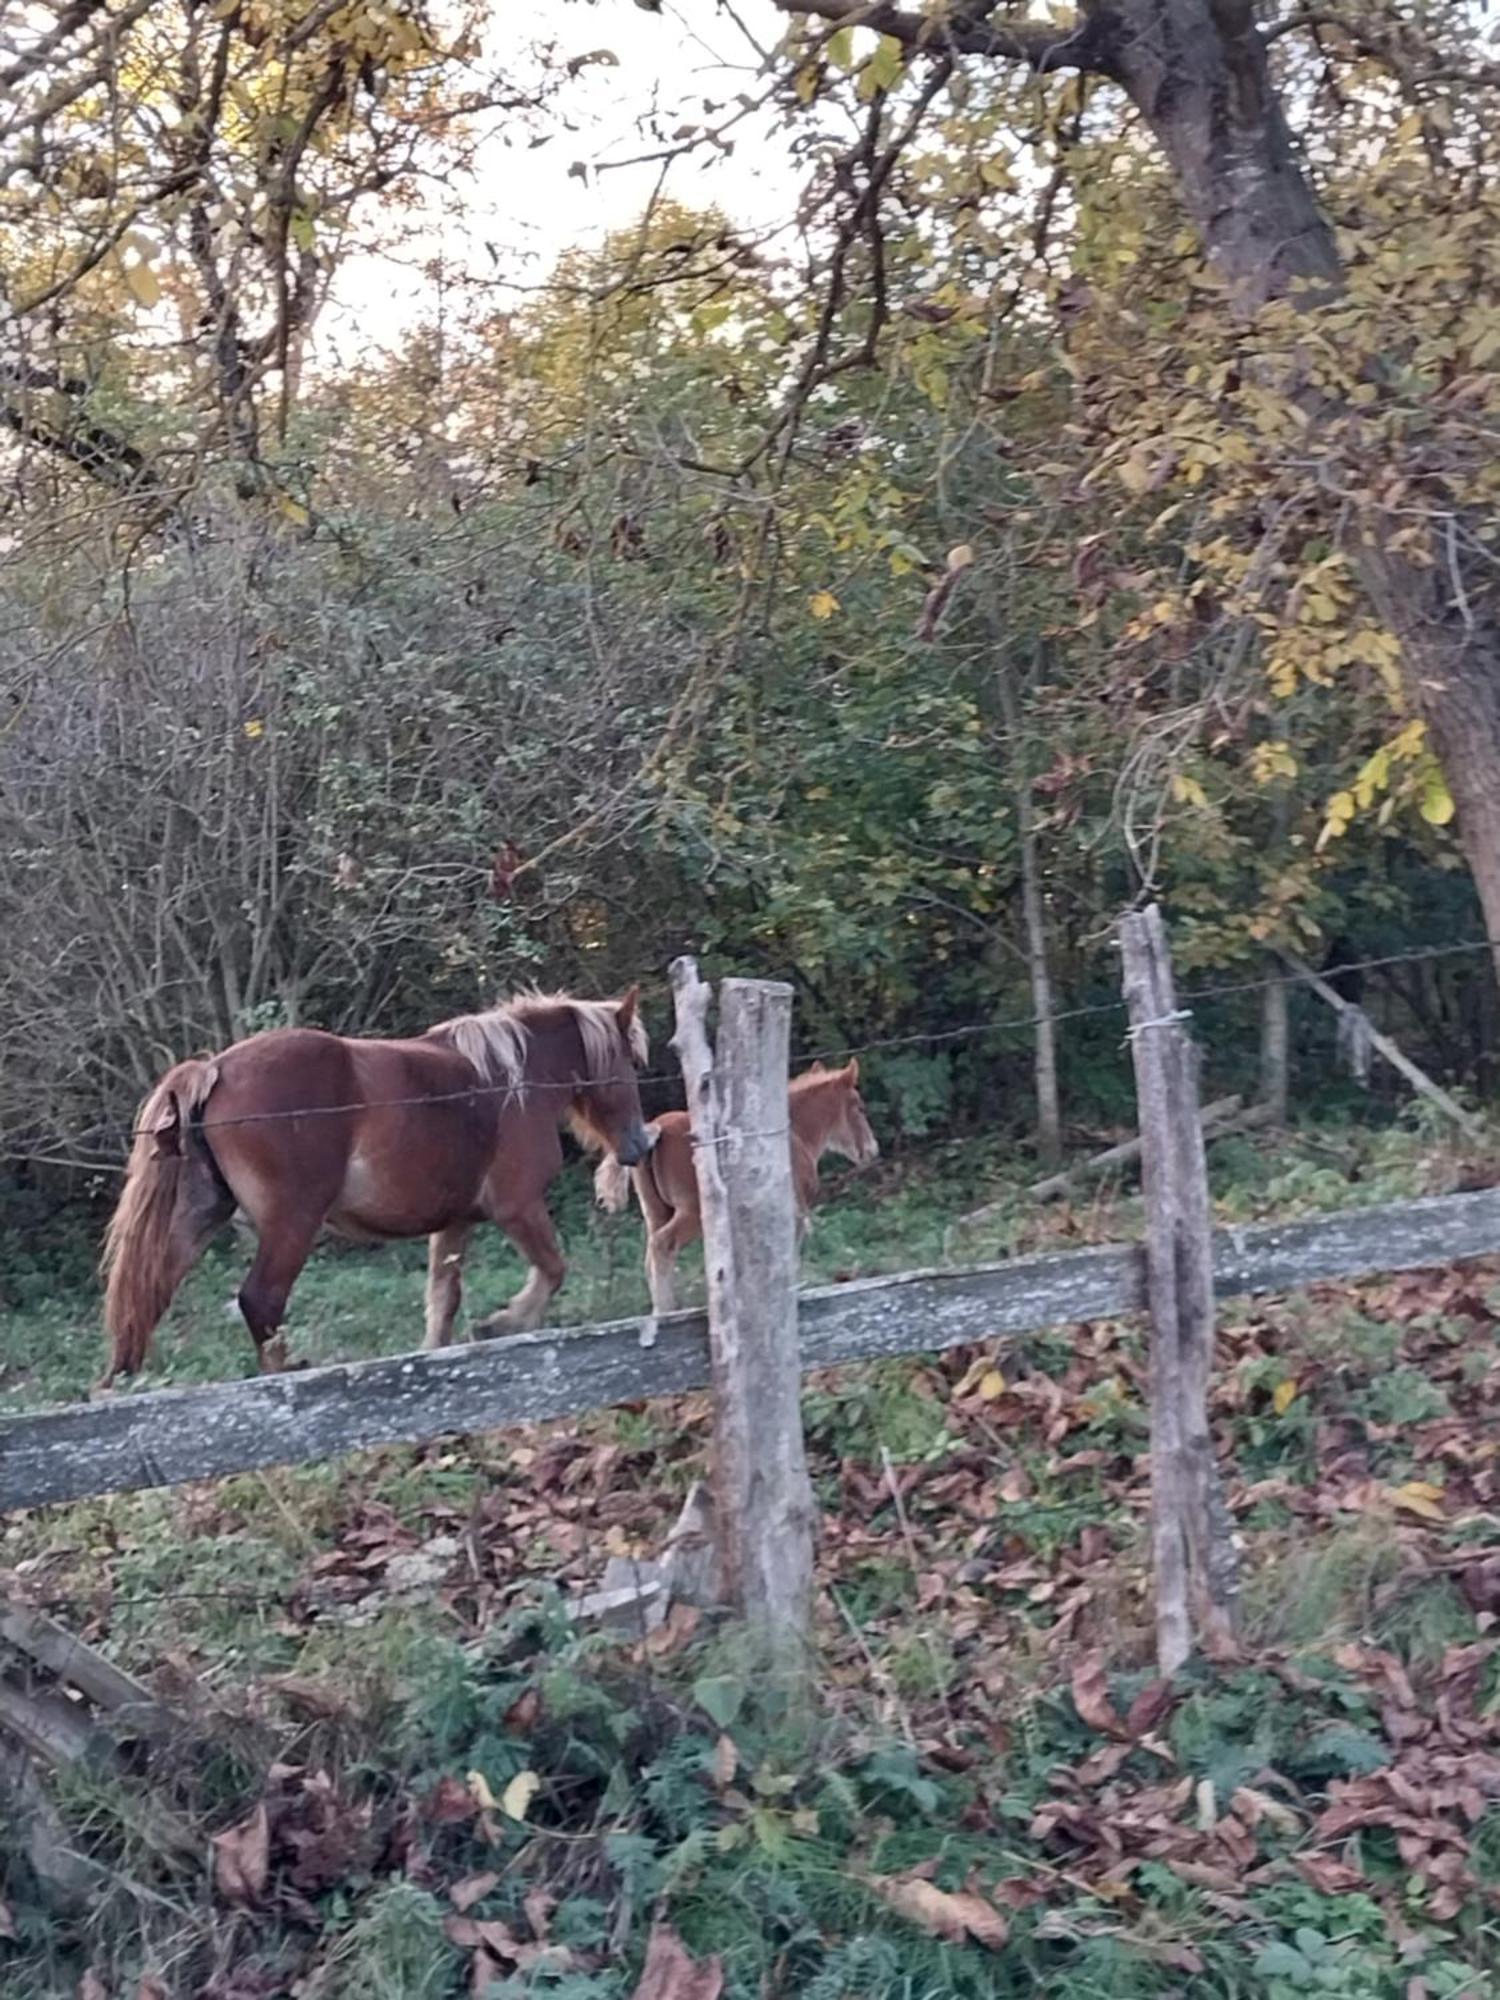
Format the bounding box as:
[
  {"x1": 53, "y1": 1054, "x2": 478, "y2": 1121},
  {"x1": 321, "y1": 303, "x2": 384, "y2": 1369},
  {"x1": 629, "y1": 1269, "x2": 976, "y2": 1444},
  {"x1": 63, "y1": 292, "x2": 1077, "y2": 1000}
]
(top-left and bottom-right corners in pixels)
[
  {"x1": 424, "y1": 1223, "x2": 473, "y2": 1351},
  {"x1": 474, "y1": 1203, "x2": 565, "y2": 1338},
  {"x1": 237, "y1": 1212, "x2": 323, "y2": 1373}
]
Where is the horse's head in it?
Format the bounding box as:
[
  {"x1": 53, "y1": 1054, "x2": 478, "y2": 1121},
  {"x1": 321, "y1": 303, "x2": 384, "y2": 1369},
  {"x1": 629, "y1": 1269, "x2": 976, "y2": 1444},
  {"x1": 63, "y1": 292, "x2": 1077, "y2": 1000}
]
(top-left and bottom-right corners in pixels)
[
  {"x1": 569, "y1": 987, "x2": 655, "y2": 1167},
  {"x1": 824, "y1": 1058, "x2": 880, "y2": 1168}
]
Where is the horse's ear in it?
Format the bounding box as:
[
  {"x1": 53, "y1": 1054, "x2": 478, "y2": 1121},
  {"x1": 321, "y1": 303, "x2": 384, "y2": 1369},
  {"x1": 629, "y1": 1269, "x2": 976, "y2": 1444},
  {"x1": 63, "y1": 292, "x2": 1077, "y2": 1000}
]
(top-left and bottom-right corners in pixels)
[
  {"x1": 844, "y1": 1057, "x2": 860, "y2": 1085},
  {"x1": 616, "y1": 984, "x2": 640, "y2": 1034},
  {"x1": 808, "y1": 1059, "x2": 827, "y2": 1075}
]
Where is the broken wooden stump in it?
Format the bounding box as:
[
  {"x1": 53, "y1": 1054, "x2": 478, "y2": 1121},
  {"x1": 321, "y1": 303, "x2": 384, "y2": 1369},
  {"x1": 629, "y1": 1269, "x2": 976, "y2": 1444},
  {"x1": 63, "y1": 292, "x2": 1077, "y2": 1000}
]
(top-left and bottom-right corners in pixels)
[{"x1": 566, "y1": 1482, "x2": 724, "y2": 1637}]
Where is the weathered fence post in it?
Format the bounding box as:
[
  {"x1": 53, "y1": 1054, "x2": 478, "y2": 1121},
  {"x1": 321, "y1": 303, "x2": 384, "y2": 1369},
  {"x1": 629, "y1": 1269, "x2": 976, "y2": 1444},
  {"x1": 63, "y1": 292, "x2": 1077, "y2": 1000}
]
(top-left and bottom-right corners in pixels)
[
  {"x1": 1120, "y1": 906, "x2": 1241, "y2": 1674},
  {"x1": 669, "y1": 957, "x2": 816, "y2": 1684}
]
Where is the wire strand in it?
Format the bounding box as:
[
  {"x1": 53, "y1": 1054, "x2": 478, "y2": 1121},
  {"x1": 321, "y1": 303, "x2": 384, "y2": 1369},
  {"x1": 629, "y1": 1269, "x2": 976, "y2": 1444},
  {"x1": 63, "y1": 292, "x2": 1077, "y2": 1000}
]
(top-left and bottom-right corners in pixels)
[{"x1": 5, "y1": 932, "x2": 1496, "y2": 1170}]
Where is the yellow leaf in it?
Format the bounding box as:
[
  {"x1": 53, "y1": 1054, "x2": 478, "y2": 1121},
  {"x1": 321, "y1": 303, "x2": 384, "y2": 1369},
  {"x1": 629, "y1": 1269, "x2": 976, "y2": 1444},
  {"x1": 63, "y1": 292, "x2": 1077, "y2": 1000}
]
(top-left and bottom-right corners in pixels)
[
  {"x1": 243, "y1": 719, "x2": 264, "y2": 740},
  {"x1": 500, "y1": 1770, "x2": 540, "y2": 1821},
  {"x1": 123, "y1": 256, "x2": 161, "y2": 309},
  {"x1": 808, "y1": 590, "x2": 840, "y2": 621},
  {"x1": 951, "y1": 1353, "x2": 995, "y2": 1398},
  {"x1": 1170, "y1": 773, "x2": 1208, "y2": 809},
  {"x1": 1419, "y1": 770, "x2": 1455, "y2": 827},
  {"x1": 467, "y1": 1770, "x2": 497, "y2": 1811},
  {"x1": 278, "y1": 495, "x2": 309, "y2": 527},
  {"x1": 1392, "y1": 1481, "x2": 1445, "y2": 1522},
  {"x1": 1118, "y1": 452, "x2": 1152, "y2": 495},
  {"x1": 977, "y1": 1369, "x2": 1006, "y2": 1402},
  {"x1": 1272, "y1": 1379, "x2": 1298, "y2": 1416},
  {"x1": 793, "y1": 63, "x2": 818, "y2": 104}
]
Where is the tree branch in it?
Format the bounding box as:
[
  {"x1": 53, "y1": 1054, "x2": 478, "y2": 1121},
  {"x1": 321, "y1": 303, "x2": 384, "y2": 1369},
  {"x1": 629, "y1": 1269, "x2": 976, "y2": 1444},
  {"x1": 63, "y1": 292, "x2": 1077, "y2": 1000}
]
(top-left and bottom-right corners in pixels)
[{"x1": 765, "y1": 0, "x2": 1120, "y2": 75}]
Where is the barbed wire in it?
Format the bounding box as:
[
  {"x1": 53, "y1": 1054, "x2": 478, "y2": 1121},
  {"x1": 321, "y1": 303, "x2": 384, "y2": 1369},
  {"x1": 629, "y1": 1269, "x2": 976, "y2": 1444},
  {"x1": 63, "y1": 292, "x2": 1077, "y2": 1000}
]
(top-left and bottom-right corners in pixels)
[{"x1": 3, "y1": 932, "x2": 1496, "y2": 1176}]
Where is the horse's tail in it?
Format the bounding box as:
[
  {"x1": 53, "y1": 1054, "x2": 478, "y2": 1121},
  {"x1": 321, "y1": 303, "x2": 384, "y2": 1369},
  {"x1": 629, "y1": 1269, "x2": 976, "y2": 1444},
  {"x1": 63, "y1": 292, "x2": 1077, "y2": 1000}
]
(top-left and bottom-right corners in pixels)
[
  {"x1": 593, "y1": 1152, "x2": 634, "y2": 1214},
  {"x1": 100, "y1": 1059, "x2": 233, "y2": 1384}
]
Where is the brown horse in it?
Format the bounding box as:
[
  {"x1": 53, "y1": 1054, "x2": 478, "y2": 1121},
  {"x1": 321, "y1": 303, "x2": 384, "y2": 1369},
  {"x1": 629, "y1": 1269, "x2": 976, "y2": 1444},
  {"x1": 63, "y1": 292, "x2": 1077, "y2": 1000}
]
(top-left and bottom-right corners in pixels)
[
  {"x1": 101, "y1": 989, "x2": 653, "y2": 1385},
  {"x1": 594, "y1": 1059, "x2": 878, "y2": 1314}
]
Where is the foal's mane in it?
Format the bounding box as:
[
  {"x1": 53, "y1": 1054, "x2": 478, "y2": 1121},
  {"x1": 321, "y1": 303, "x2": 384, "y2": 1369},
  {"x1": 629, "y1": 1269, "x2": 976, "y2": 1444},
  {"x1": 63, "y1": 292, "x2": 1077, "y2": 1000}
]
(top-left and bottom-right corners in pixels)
[{"x1": 429, "y1": 989, "x2": 648, "y2": 1095}]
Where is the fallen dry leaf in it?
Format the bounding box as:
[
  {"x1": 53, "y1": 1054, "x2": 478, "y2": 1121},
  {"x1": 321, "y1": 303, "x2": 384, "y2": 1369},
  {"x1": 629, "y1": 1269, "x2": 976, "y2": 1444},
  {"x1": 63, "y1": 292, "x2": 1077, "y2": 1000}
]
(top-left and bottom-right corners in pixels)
[
  {"x1": 1123, "y1": 1677, "x2": 1176, "y2": 1739},
  {"x1": 503, "y1": 1687, "x2": 541, "y2": 1733},
  {"x1": 1071, "y1": 1653, "x2": 1124, "y2": 1737},
  {"x1": 211, "y1": 1801, "x2": 270, "y2": 1906},
  {"x1": 631, "y1": 1922, "x2": 724, "y2": 1999},
  {"x1": 450, "y1": 1872, "x2": 500, "y2": 1913},
  {"x1": 79, "y1": 1976, "x2": 108, "y2": 2000},
  {"x1": 523, "y1": 1886, "x2": 555, "y2": 1940},
  {"x1": 136, "y1": 1982, "x2": 169, "y2": 2000},
  {"x1": 0, "y1": 1898, "x2": 15, "y2": 1941},
  {"x1": 713, "y1": 1734, "x2": 738, "y2": 1790},
  {"x1": 866, "y1": 1872, "x2": 1010, "y2": 1949},
  {"x1": 424, "y1": 1774, "x2": 477, "y2": 1824},
  {"x1": 446, "y1": 1916, "x2": 521, "y2": 1956},
  {"x1": 1391, "y1": 1481, "x2": 1446, "y2": 1523},
  {"x1": 1293, "y1": 1852, "x2": 1369, "y2": 1896}
]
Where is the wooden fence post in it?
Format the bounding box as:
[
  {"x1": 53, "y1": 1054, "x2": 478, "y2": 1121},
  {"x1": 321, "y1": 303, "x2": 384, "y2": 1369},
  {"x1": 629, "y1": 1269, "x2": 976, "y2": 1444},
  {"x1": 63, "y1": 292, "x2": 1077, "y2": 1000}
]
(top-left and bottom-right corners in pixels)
[
  {"x1": 669, "y1": 958, "x2": 816, "y2": 1684},
  {"x1": 1120, "y1": 906, "x2": 1241, "y2": 1674}
]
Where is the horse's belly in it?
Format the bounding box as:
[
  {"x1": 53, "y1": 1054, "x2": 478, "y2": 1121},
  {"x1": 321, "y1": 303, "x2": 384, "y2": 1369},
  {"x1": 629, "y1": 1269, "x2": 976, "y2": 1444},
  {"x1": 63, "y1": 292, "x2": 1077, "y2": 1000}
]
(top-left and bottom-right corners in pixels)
[{"x1": 327, "y1": 1140, "x2": 486, "y2": 1240}]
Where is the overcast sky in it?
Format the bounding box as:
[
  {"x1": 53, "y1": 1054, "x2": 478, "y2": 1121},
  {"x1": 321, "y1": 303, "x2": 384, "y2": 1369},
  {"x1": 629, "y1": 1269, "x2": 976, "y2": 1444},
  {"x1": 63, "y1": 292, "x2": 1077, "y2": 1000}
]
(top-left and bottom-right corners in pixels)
[{"x1": 318, "y1": 0, "x2": 809, "y2": 366}]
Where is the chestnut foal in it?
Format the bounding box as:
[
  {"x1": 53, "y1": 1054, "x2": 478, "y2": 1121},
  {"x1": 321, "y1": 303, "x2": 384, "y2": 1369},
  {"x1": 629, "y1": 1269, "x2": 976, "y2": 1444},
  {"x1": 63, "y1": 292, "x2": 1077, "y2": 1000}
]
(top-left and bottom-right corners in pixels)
[{"x1": 594, "y1": 1059, "x2": 877, "y2": 1314}]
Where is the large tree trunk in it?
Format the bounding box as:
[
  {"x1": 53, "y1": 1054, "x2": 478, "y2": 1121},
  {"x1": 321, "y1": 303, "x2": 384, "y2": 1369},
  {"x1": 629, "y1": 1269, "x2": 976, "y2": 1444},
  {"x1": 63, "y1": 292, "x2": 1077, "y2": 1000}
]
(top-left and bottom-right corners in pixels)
[
  {"x1": 778, "y1": 0, "x2": 1500, "y2": 984},
  {"x1": 1110, "y1": 0, "x2": 1500, "y2": 981}
]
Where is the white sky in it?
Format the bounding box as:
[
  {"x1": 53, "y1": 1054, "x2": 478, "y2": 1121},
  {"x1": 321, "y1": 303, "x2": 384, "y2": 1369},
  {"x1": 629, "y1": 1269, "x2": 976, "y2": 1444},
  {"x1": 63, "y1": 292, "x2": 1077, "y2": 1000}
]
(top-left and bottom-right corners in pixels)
[{"x1": 318, "y1": 0, "x2": 810, "y2": 367}]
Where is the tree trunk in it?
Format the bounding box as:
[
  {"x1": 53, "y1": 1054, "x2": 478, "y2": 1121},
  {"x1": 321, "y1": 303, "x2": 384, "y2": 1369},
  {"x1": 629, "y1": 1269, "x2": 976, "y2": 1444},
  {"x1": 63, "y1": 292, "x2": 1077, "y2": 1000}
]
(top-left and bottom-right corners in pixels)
[
  {"x1": 775, "y1": 0, "x2": 1500, "y2": 984},
  {"x1": 1110, "y1": 0, "x2": 1500, "y2": 990},
  {"x1": 1260, "y1": 973, "x2": 1289, "y2": 1124},
  {"x1": 994, "y1": 648, "x2": 1062, "y2": 1168}
]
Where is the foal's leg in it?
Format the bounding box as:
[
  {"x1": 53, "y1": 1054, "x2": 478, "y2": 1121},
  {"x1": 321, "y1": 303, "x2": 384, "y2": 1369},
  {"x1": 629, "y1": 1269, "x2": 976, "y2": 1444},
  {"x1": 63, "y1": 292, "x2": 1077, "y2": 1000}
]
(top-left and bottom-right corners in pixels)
[
  {"x1": 237, "y1": 1212, "x2": 324, "y2": 1373},
  {"x1": 424, "y1": 1223, "x2": 474, "y2": 1351},
  {"x1": 631, "y1": 1162, "x2": 680, "y2": 1317},
  {"x1": 646, "y1": 1207, "x2": 706, "y2": 1316},
  {"x1": 474, "y1": 1202, "x2": 566, "y2": 1338}
]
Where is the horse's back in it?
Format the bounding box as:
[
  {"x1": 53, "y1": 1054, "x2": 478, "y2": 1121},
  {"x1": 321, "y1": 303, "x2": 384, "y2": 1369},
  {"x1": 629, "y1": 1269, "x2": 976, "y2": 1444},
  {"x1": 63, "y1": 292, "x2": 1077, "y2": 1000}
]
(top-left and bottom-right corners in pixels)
[
  {"x1": 203, "y1": 1027, "x2": 499, "y2": 1239},
  {"x1": 639, "y1": 1111, "x2": 698, "y2": 1218}
]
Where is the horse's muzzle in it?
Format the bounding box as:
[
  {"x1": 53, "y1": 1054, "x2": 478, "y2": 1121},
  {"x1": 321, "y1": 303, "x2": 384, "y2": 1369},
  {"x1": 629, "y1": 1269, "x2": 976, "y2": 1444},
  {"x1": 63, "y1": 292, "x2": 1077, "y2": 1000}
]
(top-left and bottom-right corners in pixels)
[{"x1": 615, "y1": 1123, "x2": 657, "y2": 1168}]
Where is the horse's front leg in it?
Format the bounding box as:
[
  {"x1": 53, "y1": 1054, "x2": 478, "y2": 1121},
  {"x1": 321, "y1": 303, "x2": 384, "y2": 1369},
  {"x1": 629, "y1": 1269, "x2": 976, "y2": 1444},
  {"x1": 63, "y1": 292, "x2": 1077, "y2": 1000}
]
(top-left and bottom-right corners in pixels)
[
  {"x1": 474, "y1": 1203, "x2": 565, "y2": 1339},
  {"x1": 424, "y1": 1222, "x2": 474, "y2": 1350}
]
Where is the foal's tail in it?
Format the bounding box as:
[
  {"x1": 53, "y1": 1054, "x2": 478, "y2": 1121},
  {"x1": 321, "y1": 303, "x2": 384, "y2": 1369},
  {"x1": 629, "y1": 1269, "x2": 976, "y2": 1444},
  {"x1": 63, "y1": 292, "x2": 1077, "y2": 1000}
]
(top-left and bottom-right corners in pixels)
[
  {"x1": 593, "y1": 1153, "x2": 634, "y2": 1215},
  {"x1": 100, "y1": 1059, "x2": 234, "y2": 1385}
]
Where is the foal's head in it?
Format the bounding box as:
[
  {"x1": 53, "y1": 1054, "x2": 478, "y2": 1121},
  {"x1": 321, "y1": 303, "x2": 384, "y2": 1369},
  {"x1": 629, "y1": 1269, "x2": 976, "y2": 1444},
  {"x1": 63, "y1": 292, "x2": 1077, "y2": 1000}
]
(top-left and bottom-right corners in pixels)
[
  {"x1": 564, "y1": 987, "x2": 655, "y2": 1167},
  {"x1": 794, "y1": 1058, "x2": 880, "y2": 1167}
]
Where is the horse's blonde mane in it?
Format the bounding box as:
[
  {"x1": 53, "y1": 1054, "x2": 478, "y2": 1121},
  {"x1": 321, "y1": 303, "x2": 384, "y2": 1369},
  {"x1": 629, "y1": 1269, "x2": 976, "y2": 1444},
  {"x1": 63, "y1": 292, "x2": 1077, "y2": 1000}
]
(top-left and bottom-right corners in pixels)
[{"x1": 430, "y1": 989, "x2": 647, "y2": 1094}]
